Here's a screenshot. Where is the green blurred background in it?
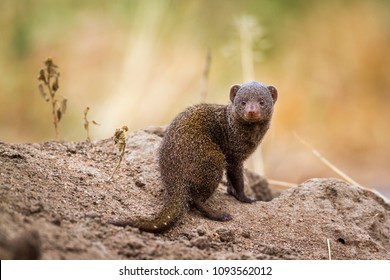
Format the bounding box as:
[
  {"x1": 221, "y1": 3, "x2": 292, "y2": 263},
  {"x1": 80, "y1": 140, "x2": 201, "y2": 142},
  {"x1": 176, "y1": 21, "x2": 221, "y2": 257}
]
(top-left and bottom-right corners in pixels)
[{"x1": 0, "y1": 0, "x2": 389, "y2": 195}]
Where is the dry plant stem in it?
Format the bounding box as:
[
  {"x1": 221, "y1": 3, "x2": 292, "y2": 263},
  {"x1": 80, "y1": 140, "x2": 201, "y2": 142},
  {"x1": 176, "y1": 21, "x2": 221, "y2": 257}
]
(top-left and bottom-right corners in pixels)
[
  {"x1": 293, "y1": 132, "x2": 366, "y2": 189},
  {"x1": 84, "y1": 107, "x2": 91, "y2": 142},
  {"x1": 83, "y1": 107, "x2": 100, "y2": 142},
  {"x1": 238, "y1": 16, "x2": 255, "y2": 83},
  {"x1": 38, "y1": 59, "x2": 65, "y2": 141},
  {"x1": 327, "y1": 238, "x2": 332, "y2": 260},
  {"x1": 237, "y1": 15, "x2": 265, "y2": 176},
  {"x1": 47, "y1": 74, "x2": 59, "y2": 140},
  {"x1": 200, "y1": 49, "x2": 211, "y2": 103},
  {"x1": 109, "y1": 146, "x2": 125, "y2": 181}
]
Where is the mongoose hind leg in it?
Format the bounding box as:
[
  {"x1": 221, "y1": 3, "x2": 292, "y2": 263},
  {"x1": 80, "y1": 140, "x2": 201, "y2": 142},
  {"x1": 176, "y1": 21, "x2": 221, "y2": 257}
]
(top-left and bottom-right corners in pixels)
[
  {"x1": 191, "y1": 178, "x2": 233, "y2": 221},
  {"x1": 193, "y1": 198, "x2": 232, "y2": 221},
  {"x1": 187, "y1": 148, "x2": 231, "y2": 221}
]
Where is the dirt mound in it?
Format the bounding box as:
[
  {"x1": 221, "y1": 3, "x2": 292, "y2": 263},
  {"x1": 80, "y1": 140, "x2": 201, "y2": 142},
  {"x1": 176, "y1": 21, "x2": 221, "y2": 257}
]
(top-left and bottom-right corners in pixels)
[{"x1": 0, "y1": 127, "x2": 389, "y2": 259}]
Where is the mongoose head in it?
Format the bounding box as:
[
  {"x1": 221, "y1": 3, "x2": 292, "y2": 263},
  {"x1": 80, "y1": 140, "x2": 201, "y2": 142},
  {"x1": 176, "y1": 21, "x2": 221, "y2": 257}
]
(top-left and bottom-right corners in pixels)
[{"x1": 230, "y1": 81, "x2": 277, "y2": 123}]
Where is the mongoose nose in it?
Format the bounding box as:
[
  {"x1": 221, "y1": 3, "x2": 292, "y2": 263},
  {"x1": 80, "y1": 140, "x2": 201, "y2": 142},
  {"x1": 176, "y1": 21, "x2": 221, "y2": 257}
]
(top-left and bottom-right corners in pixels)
[{"x1": 247, "y1": 109, "x2": 256, "y2": 115}]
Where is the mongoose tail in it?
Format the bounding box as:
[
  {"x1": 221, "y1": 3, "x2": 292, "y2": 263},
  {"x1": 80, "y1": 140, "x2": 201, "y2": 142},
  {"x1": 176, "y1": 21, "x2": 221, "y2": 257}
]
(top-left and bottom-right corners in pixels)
[{"x1": 108, "y1": 186, "x2": 189, "y2": 233}]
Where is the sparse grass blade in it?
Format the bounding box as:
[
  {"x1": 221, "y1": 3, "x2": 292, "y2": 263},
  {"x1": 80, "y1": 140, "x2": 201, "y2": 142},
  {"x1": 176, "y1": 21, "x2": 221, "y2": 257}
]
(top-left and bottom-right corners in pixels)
[
  {"x1": 294, "y1": 132, "x2": 366, "y2": 189},
  {"x1": 267, "y1": 179, "x2": 297, "y2": 189}
]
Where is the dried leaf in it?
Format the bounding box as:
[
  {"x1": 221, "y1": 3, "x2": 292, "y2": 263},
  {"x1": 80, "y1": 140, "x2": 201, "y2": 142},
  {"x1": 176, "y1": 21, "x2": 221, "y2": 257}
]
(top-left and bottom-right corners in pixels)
[
  {"x1": 49, "y1": 68, "x2": 58, "y2": 78},
  {"x1": 38, "y1": 83, "x2": 49, "y2": 102},
  {"x1": 52, "y1": 75, "x2": 59, "y2": 92},
  {"x1": 37, "y1": 69, "x2": 47, "y2": 84},
  {"x1": 61, "y1": 98, "x2": 67, "y2": 114},
  {"x1": 39, "y1": 58, "x2": 64, "y2": 140},
  {"x1": 56, "y1": 108, "x2": 62, "y2": 121},
  {"x1": 113, "y1": 128, "x2": 121, "y2": 145},
  {"x1": 113, "y1": 125, "x2": 128, "y2": 147},
  {"x1": 44, "y1": 58, "x2": 57, "y2": 68},
  {"x1": 45, "y1": 58, "x2": 58, "y2": 77}
]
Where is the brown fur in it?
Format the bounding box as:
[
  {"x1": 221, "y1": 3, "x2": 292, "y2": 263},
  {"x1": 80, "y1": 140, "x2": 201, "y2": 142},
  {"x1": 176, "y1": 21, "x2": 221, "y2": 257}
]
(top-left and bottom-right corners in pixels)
[{"x1": 109, "y1": 81, "x2": 278, "y2": 232}]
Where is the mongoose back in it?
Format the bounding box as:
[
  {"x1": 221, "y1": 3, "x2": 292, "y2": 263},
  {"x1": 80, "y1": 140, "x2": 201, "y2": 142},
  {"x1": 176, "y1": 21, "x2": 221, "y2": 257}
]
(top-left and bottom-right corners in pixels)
[{"x1": 109, "y1": 81, "x2": 278, "y2": 232}]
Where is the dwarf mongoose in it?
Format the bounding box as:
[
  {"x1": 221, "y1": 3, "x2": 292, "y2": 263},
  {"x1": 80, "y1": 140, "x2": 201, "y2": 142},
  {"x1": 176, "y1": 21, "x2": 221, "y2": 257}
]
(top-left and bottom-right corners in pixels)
[{"x1": 110, "y1": 81, "x2": 277, "y2": 232}]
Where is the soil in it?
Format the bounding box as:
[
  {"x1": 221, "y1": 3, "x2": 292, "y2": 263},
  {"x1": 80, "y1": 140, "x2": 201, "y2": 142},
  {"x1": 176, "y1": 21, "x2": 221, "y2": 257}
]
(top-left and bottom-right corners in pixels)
[{"x1": 0, "y1": 127, "x2": 389, "y2": 260}]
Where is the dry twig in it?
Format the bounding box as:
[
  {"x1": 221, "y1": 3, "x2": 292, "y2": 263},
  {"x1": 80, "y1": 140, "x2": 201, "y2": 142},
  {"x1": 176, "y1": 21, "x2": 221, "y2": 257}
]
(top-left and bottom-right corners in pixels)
[
  {"x1": 83, "y1": 107, "x2": 100, "y2": 142},
  {"x1": 327, "y1": 238, "x2": 332, "y2": 260},
  {"x1": 235, "y1": 15, "x2": 266, "y2": 175}
]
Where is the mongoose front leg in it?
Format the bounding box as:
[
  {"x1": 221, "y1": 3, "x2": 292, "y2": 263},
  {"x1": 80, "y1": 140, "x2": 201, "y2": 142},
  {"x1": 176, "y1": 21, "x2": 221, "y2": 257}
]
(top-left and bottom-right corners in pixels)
[{"x1": 226, "y1": 163, "x2": 256, "y2": 203}]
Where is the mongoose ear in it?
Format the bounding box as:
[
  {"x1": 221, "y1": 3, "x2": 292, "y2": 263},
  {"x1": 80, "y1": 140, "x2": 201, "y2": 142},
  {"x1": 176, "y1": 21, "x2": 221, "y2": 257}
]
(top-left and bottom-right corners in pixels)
[
  {"x1": 267, "y1": 86, "x2": 278, "y2": 103},
  {"x1": 230, "y1": 84, "x2": 241, "y2": 102}
]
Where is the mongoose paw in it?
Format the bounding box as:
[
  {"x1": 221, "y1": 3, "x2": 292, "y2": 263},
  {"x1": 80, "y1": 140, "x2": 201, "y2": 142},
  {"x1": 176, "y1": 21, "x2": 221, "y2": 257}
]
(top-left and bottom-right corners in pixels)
[
  {"x1": 238, "y1": 196, "x2": 257, "y2": 203},
  {"x1": 227, "y1": 188, "x2": 256, "y2": 203},
  {"x1": 220, "y1": 213, "x2": 233, "y2": 221},
  {"x1": 211, "y1": 213, "x2": 233, "y2": 221}
]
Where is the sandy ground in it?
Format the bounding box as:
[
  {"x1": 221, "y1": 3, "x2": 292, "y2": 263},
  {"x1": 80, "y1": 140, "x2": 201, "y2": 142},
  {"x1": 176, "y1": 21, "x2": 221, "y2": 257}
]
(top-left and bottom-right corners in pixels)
[{"x1": 0, "y1": 127, "x2": 389, "y2": 259}]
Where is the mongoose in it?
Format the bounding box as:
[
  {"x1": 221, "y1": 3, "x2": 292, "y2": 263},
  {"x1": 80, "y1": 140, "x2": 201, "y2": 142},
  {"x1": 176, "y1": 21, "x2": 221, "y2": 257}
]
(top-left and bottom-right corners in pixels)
[{"x1": 109, "y1": 81, "x2": 277, "y2": 232}]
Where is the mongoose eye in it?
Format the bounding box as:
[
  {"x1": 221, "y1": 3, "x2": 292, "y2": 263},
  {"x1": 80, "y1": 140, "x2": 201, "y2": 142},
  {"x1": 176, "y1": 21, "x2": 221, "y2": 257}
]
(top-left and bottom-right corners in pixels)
[
  {"x1": 259, "y1": 100, "x2": 265, "y2": 106},
  {"x1": 241, "y1": 101, "x2": 247, "y2": 106}
]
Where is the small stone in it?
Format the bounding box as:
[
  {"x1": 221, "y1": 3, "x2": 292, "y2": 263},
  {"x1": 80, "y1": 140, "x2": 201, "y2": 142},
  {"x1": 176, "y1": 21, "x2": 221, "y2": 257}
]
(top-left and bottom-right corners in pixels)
[
  {"x1": 241, "y1": 230, "x2": 251, "y2": 239},
  {"x1": 216, "y1": 227, "x2": 235, "y2": 243},
  {"x1": 191, "y1": 236, "x2": 211, "y2": 250},
  {"x1": 197, "y1": 226, "x2": 206, "y2": 236},
  {"x1": 135, "y1": 179, "x2": 146, "y2": 188}
]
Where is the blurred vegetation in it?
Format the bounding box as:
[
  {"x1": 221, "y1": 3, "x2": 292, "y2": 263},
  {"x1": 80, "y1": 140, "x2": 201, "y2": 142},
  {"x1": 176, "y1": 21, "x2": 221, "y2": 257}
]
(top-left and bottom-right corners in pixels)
[{"x1": 0, "y1": 0, "x2": 389, "y2": 191}]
